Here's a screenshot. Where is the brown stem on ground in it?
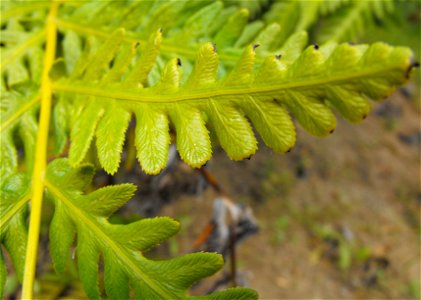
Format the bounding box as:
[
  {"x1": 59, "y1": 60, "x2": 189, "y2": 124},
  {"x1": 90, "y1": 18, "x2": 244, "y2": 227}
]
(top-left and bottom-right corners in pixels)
[
  {"x1": 197, "y1": 167, "x2": 226, "y2": 196},
  {"x1": 229, "y1": 223, "x2": 237, "y2": 287}
]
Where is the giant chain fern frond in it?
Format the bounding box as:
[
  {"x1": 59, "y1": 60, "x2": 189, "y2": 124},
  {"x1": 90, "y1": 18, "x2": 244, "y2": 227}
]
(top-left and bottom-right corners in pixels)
[
  {"x1": 0, "y1": 85, "x2": 39, "y2": 178},
  {"x1": 45, "y1": 159, "x2": 257, "y2": 300},
  {"x1": 0, "y1": 173, "x2": 30, "y2": 297},
  {"x1": 0, "y1": 1, "x2": 418, "y2": 298},
  {"x1": 0, "y1": 4, "x2": 45, "y2": 88},
  {"x1": 56, "y1": 0, "x2": 252, "y2": 59},
  {"x1": 0, "y1": 0, "x2": 298, "y2": 172},
  {"x1": 1, "y1": 159, "x2": 257, "y2": 299},
  {"x1": 2, "y1": 0, "x2": 304, "y2": 70},
  {"x1": 53, "y1": 29, "x2": 416, "y2": 175},
  {"x1": 1, "y1": 3, "x2": 46, "y2": 179},
  {"x1": 0, "y1": 0, "x2": 398, "y2": 76}
]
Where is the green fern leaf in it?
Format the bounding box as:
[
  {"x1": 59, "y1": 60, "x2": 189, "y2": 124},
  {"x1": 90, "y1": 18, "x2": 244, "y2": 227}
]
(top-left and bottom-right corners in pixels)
[
  {"x1": 0, "y1": 85, "x2": 39, "y2": 178},
  {"x1": 262, "y1": 0, "x2": 322, "y2": 48},
  {"x1": 318, "y1": 0, "x2": 350, "y2": 16},
  {"x1": 213, "y1": 8, "x2": 249, "y2": 50},
  {"x1": 54, "y1": 0, "x2": 303, "y2": 70},
  {"x1": 1, "y1": 11, "x2": 45, "y2": 88},
  {"x1": 53, "y1": 30, "x2": 415, "y2": 174},
  {"x1": 0, "y1": 173, "x2": 30, "y2": 297},
  {"x1": 223, "y1": 0, "x2": 269, "y2": 18},
  {"x1": 44, "y1": 159, "x2": 256, "y2": 299},
  {"x1": 1, "y1": 2, "x2": 416, "y2": 299},
  {"x1": 317, "y1": 0, "x2": 395, "y2": 43}
]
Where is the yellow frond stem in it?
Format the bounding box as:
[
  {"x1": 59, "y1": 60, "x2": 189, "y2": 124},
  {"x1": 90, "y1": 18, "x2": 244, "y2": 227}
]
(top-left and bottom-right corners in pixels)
[{"x1": 22, "y1": 1, "x2": 60, "y2": 298}]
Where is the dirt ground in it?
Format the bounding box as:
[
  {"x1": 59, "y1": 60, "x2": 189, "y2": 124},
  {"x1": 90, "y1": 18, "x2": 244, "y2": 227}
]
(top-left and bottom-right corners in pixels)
[{"x1": 159, "y1": 88, "x2": 421, "y2": 299}]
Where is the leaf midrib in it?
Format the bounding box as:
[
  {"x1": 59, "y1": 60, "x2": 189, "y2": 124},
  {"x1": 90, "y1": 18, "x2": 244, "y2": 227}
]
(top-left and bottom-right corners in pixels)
[
  {"x1": 52, "y1": 65, "x2": 405, "y2": 104},
  {"x1": 0, "y1": 30, "x2": 45, "y2": 71},
  {"x1": 1, "y1": 3, "x2": 51, "y2": 20},
  {"x1": 54, "y1": 18, "x2": 242, "y2": 64},
  {"x1": 45, "y1": 180, "x2": 178, "y2": 300},
  {"x1": 0, "y1": 94, "x2": 40, "y2": 133},
  {"x1": 0, "y1": 191, "x2": 31, "y2": 230}
]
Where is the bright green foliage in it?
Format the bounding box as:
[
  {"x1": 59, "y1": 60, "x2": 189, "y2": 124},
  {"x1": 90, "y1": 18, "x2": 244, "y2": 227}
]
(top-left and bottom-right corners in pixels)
[
  {"x1": 0, "y1": 15, "x2": 44, "y2": 88},
  {"x1": 263, "y1": 0, "x2": 324, "y2": 46},
  {"x1": 0, "y1": 0, "x2": 417, "y2": 299},
  {"x1": 223, "y1": 0, "x2": 269, "y2": 18},
  {"x1": 52, "y1": 0, "x2": 248, "y2": 65},
  {"x1": 316, "y1": 0, "x2": 395, "y2": 43},
  {"x1": 0, "y1": 85, "x2": 39, "y2": 178},
  {"x1": 0, "y1": 163, "x2": 257, "y2": 299},
  {"x1": 261, "y1": 0, "x2": 396, "y2": 44},
  {"x1": 54, "y1": 29, "x2": 413, "y2": 175},
  {"x1": 0, "y1": 173, "x2": 30, "y2": 296},
  {"x1": 0, "y1": 4, "x2": 45, "y2": 180},
  {"x1": 45, "y1": 159, "x2": 256, "y2": 299},
  {"x1": 0, "y1": 159, "x2": 257, "y2": 300},
  {"x1": 0, "y1": 0, "x2": 320, "y2": 77}
]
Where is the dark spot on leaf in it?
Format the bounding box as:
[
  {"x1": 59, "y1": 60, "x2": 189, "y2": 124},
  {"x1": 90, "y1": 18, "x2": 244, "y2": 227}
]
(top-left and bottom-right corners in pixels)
[
  {"x1": 410, "y1": 56, "x2": 420, "y2": 68},
  {"x1": 253, "y1": 44, "x2": 260, "y2": 50},
  {"x1": 212, "y1": 43, "x2": 217, "y2": 53},
  {"x1": 275, "y1": 54, "x2": 282, "y2": 60},
  {"x1": 313, "y1": 44, "x2": 319, "y2": 50},
  {"x1": 177, "y1": 58, "x2": 182, "y2": 66},
  {"x1": 286, "y1": 148, "x2": 292, "y2": 153},
  {"x1": 362, "y1": 114, "x2": 367, "y2": 120},
  {"x1": 405, "y1": 58, "x2": 420, "y2": 79},
  {"x1": 134, "y1": 41, "x2": 140, "y2": 48},
  {"x1": 158, "y1": 28, "x2": 163, "y2": 33},
  {"x1": 329, "y1": 128, "x2": 335, "y2": 134},
  {"x1": 406, "y1": 59, "x2": 419, "y2": 79}
]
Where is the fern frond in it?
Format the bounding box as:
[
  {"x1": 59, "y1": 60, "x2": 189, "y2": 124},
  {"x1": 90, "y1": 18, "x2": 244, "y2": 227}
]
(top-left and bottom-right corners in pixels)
[
  {"x1": 0, "y1": 5, "x2": 47, "y2": 179},
  {"x1": 0, "y1": 86, "x2": 39, "y2": 178},
  {"x1": 1, "y1": 1, "x2": 416, "y2": 299},
  {"x1": 262, "y1": 0, "x2": 323, "y2": 48},
  {"x1": 1, "y1": 0, "x2": 257, "y2": 77},
  {"x1": 0, "y1": 173, "x2": 30, "y2": 297},
  {"x1": 53, "y1": 30, "x2": 415, "y2": 175},
  {"x1": 43, "y1": 159, "x2": 257, "y2": 300},
  {"x1": 55, "y1": 0, "x2": 303, "y2": 69},
  {"x1": 318, "y1": 0, "x2": 350, "y2": 16},
  {"x1": 0, "y1": 6, "x2": 45, "y2": 88},
  {"x1": 55, "y1": 1, "x2": 228, "y2": 63},
  {"x1": 0, "y1": 1, "x2": 49, "y2": 21},
  {"x1": 317, "y1": 0, "x2": 395, "y2": 43},
  {"x1": 223, "y1": 0, "x2": 269, "y2": 18}
]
